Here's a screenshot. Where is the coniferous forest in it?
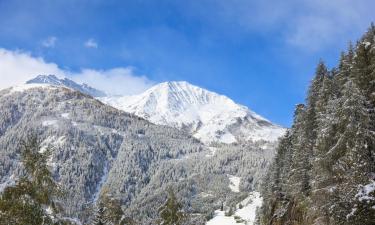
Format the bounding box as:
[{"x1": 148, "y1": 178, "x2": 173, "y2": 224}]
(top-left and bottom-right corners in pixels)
[{"x1": 259, "y1": 25, "x2": 375, "y2": 225}]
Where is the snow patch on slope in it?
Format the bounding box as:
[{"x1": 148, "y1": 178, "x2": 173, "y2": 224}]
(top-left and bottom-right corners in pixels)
[
  {"x1": 356, "y1": 180, "x2": 375, "y2": 202},
  {"x1": 93, "y1": 161, "x2": 109, "y2": 203},
  {"x1": 228, "y1": 175, "x2": 241, "y2": 193},
  {"x1": 0, "y1": 175, "x2": 16, "y2": 193},
  {"x1": 206, "y1": 192, "x2": 263, "y2": 225},
  {"x1": 42, "y1": 120, "x2": 59, "y2": 127}
]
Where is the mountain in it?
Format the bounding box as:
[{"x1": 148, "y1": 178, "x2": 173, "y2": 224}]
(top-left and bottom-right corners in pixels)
[
  {"x1": 0, "y1": 83, "x2": 275, "y2": 224},
  {"x1": 26, "y1": 74, "x2": 106, "y2": 97},
  {"x1": 100, "y1": 81, "x2": 285, "y2": 145}
]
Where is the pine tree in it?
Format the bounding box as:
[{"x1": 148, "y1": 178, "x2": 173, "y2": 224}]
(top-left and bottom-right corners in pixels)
[
  {"x1": 158, "y1": 189, "x2": 185, "y2": 225},
  {"x1": 329, "y1": 81, "x2": 375, "y2": 223},
  {"x1": 259, "y1": 24, "x2": 375, "y2": 225},
  {"x1": 352, "y1": 24, "x2": 375, "y2": 100},
  {"x1": 0, "y1": 135, "x2": 68, "y2": 225},
  {"x1": 92, "y1": 188, "x2": 130, "y2": 225},
  {"x1": 289, "y1": 103, "x2": 309, "y2": 196},
  {"x1": 259, "y1": 130, "x2": 293, "y2": 225}
]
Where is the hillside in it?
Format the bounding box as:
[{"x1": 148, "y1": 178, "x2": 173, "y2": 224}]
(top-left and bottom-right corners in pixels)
[{"x1": 0, "y1": 84, "x2": 274, "y2": 224}]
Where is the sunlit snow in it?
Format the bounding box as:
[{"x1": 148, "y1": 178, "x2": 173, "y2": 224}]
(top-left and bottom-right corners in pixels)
[
  {"x1": 42, "y1": 120, "x2": 59, "y2": 127},
  {"x1": 99, "y1": 81, "x2": 286, "y2": 145},
  {"x1": 228, "y1": 175, "x2": 241, "y2": 193},
  {"x1": 206, "y1": 192, "x2": 263, "y2": 225}
]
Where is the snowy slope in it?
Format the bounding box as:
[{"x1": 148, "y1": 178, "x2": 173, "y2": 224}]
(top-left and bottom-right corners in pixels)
[
  {"x1": 206, "y1": 192, "x2": 263, "y2": 225},
  {"x1": 100, "y1": 81, "x2": 285, "y2": 144}
]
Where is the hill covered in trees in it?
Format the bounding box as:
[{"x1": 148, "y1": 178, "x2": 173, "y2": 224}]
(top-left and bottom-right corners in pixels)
[{"x1": 259, "y1": 25, "x2": 375, "y2": 224}]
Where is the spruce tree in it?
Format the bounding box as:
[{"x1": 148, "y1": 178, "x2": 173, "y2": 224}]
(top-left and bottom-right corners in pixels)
[
  {"x1": 259, "y1": 24, "x2": 375, "y2": 225},
  {"x1": 0, "y1": 135, "x2": 68, "y2": 225},
  {"x1": 158, "y1": 189, "x2": 185, "y2": 225}
]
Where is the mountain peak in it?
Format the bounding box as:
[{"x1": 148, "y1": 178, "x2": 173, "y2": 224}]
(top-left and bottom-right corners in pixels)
[
  {"x1": 27, "y1": 74, "x2": 63, "y2": 85},
  {"x1": 100, "y1": 81, "x2": 285, "y2": 144},
  {"x1": 26, "y1": 75, "x2": 106, "y2": 97}
]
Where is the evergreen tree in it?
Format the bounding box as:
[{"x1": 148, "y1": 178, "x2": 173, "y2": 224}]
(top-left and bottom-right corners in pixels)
[
  {"x1": 259, "y1": 24, "x2": 375, "y2": 225},
  {"x1": 92, "y1": 188, "x2": 130, "y2": 225},
  {"x1": 158, "y1": 189, "x2": 185, "y2": 225},
  {"x1": 329, "y1": 81, "x2": 375, "y2": 223},
  {"x1": 0, "y1": 135, "x2": 68, "y2": 225},
  {"x1": 352, "y1": 24, "x2": 375, "y2": 100}
]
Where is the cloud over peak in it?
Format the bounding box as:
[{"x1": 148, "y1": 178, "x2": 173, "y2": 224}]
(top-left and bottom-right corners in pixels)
[{"x1": 0, "y1": 48, "x2": 154, "y2": 95}]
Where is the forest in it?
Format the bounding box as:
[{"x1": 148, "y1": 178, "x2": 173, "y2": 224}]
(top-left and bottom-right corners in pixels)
[{"x1": 259, "y1": 24, "x2": 375, "y2": 225}]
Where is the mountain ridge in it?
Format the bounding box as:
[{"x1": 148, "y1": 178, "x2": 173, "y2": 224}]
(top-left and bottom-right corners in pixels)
[
  {"x1": 26, "y1": 74, "x2": 106, "y2": 97},
  {"x1": 100, "y1": 81, "x2": 285, "y2": 144},
  {"x1": 23, "y1": 75, "x2": 285, "y2": 144}
]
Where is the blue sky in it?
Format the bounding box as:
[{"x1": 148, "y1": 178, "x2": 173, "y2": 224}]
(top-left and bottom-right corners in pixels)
[{"x1": 0, "y1": 0, "x2": 374, "y2": 127}]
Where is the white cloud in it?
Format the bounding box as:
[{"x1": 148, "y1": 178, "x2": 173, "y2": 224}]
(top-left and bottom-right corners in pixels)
[
  {"x1": 0, "y1": 48, "x2": 63, "y2": 90},
  {"x1": 84, "y1": 39, "x2": 98, "y2": 48},
  {"x1": 0, "y1": 48, "x2": 154, "y2": 95},
  {"x1": 71, "y1": 68, "x2": 154, "y2": 96},
  {"x1": 184, "y1": 0, "x2": 375, "y2": 50},
  {"x1": 42, "y1": 36, "x2": 57, "y2": 48},
  {"x1": 284, "y1": 0, "x2": 373, "y2": 50}
]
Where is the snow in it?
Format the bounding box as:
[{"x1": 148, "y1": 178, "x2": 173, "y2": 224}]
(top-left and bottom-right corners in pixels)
[
  {"x1": 355, "y1": 180, "x2": 375, "y2": 202},
  {"x1": 93, "y1": 161, "x2": 109, "y2": 203},
  {"x1": 206, "y1": 192, "x2": 263, "y2": 225},
  {"x1": 61, "y1": 113, "x2": 70, "y2": 119},
  {"x1": 346, "y1": 207, "x2": 357, "y2": 219},
  {"x1": 8, "y1": 83, "x2": 55, "y2": 94},
  {"x1": 40, "y1": 135, "x2": 66, "y2": 153},
  {"x1": 39, "y1": 136, "x2": 66, "y2": 169},
  {"x1": 26, "y1": 74, "x2": 106, "y2": 97},
  {"x1": 0, "y1": 175, "x2": 16, "y2": 192},
  {"x1": 99, "y1": 81, "x2": 285, "y2": 145},
  {"x1": 42, "y1": 120, "x2": 59, "y2": 127},
  {"x1": 236, "y1": 192, "x2": 263, "y2": 222},
  {"x1": 200, "y1": 192, "x2": 214, "y2": 198},
  {"x1": 206, "y1": 211, "x2": 238, "y2": 225},
  {"x1": 219, "y1": 132, "x2": 237, "y2": 144},
  {"x1": 228, "y1": 175, "x2": 241, "y2": 193},
  {"x1": 206, "y1": 147, "x2": 218, "y2": 157}
]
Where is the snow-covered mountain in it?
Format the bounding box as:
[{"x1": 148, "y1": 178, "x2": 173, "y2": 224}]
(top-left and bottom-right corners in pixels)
[
  {"x1": 100, "y1": 81, "x2": 285, "y2": 144},
  {"x1": 26, "y1": 75, "x2": 106, "y2": 97},
  {"x1": 0, "y1": 84, "x2": 275, "y2": 224}
]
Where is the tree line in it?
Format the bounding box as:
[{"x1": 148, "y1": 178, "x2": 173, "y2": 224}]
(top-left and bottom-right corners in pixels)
[
  {"x1": 259, "y1": 24, "x2": 375, "y2": 225},
  {"x1": 0, "y1": 135, "x2": 186, "y2": 225}
]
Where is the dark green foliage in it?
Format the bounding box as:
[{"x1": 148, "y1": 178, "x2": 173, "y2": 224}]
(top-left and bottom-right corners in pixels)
[
  {"x1": 259, "y1": 24, "x2": 375, "y2": 225},
  {"x1": 0, "y1": 135, "x2": 69, "y2": 225},
  {"x1": 158, "y1": 189, "x2": 185, "y2": 225},
  {"x1": 91, "y1": 188, "x2": 131, "y2": 225}
]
